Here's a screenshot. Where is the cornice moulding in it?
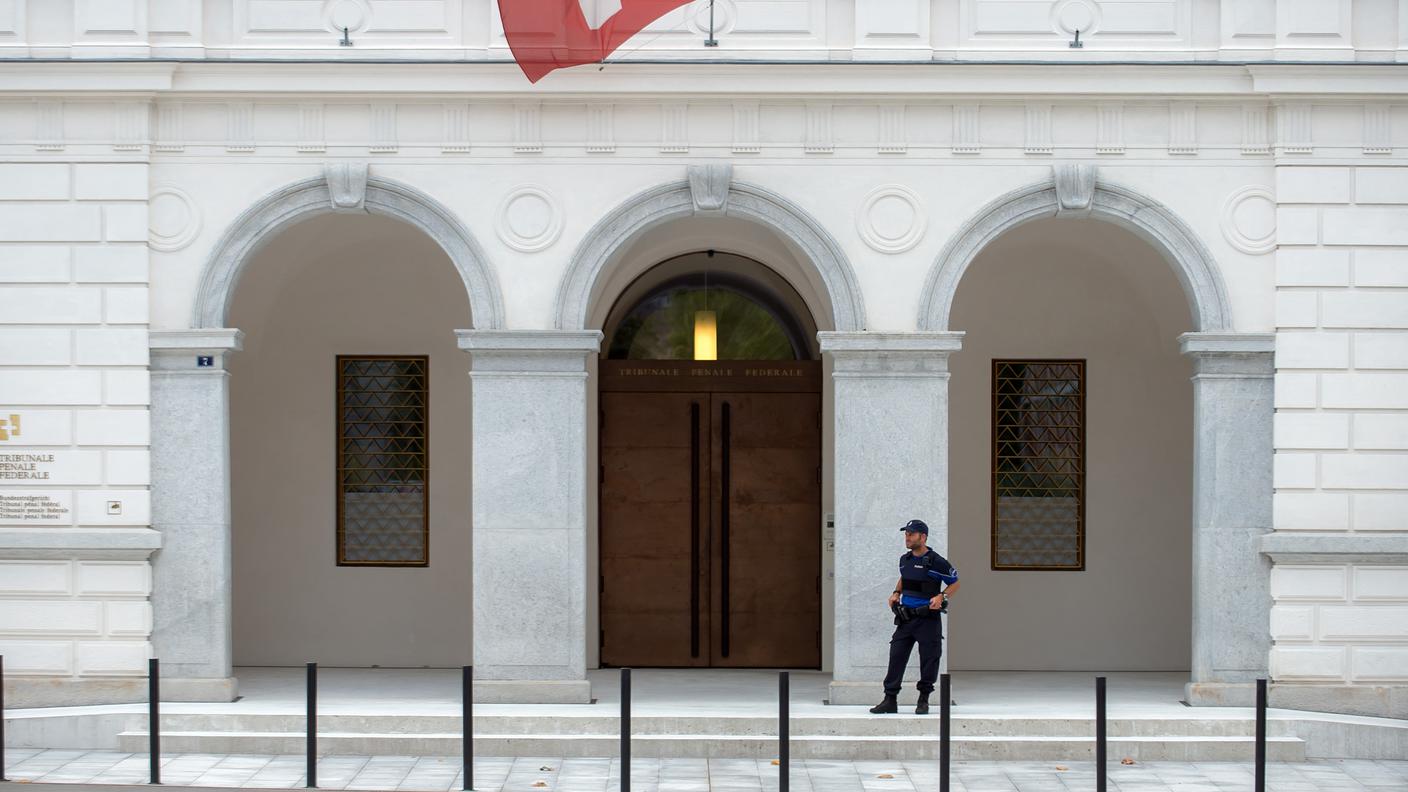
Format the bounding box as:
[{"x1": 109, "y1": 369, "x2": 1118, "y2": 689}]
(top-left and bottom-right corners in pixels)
[
  {"x1": 0, "y1": 63, "x2": 175, "y2": 92},
  {"x1": 1247, "y1": 65, "x2": 1408, "y2": 95},
  {"x1": 5, "y1": 61, "x2": 1402, "y2": 99},
  {"x1": 154, "y1": 62, "x2": 1265, "y2": 97},
  {"x1": 1260, "y1": 532, "x2": 1408, "y2": 565},
  {"x1": 0, "y1": 528, "x2": 162, "y2": 560}
]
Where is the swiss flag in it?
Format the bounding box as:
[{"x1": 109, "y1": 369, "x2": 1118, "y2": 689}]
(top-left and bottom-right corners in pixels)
[{"x1": 499, "y1": 0, "x2": 694, "y2": 83}]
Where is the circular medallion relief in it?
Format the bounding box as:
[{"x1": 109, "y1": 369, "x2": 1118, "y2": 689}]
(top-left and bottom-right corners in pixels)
[
  {"x1": 1051, "y1": 0, "x2": 1101, "y2": 36},
  {"x1": 689, "y1": 0, "x2": 736, "y2": 36},
  {"x1": 1220, "y1": 186, "x2": 1276, "y2": 255},
  {"x1": 496, "y1": 186, "x2": 563, "y2": 253},
  {"x1": 857, "y1": 186, "x2": 926, "y2": 254},
  {"x1": 148, "y1": 187, "x2": 201, "y2": 252},
  {"x1": 324, "y1": 0, "x2": 371, "y2": 33}
]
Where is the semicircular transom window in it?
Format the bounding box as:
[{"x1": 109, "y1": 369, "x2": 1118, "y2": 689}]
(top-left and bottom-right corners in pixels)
[{"x1": 608, "y1": 280, "x2": 805, "y2": 361}]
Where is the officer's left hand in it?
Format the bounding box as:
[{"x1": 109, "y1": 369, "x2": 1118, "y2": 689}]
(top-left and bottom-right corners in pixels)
[{"x1": 929, "y1": 595, "x2": 945, "y2": 610}]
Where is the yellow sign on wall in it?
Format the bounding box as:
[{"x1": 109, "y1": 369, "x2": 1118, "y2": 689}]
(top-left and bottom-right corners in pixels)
[{"x1": 0, "y1": 414, "x2": 20, "y2": 442}]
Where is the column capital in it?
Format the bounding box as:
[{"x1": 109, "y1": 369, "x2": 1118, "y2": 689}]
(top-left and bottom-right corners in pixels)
[
  {"x1": 819, "y1": 331, "x2": 964, "y2": 355},
  {"x1": 1178, "y1": 332, "x2": 1274, "y2": 377},
  {"x1": 1178, "y1": 332, "x2": 1274, "y2": 356},
  {"x1": 819, "y1": 331, "x2": 964, "y2": 377},
  {"x1": 149, "y1": 328, "x2": 244, "y2": 371},
  {"x1": 456, "y1": 329, "x2": 603, "y2": 376},
  {"x1": 455, "y1": 329, "x2": 603, "y2": 354}
]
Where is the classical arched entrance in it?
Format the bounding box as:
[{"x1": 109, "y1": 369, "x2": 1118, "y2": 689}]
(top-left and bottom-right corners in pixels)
[
  {"x1": 915, "y1": 166, "x2": 1273, "y2": 703},
  {"x1": 596, "y1": 252, "x2": 824, "y2": 668},
  {"x1": 558, "y1": 168, "x2": 865, "y2": 676},
  {"x1": 227, "y1": 212, "x2": 473, "y2": 666},
  {"x1": 149, "y1": 169, "x2": 502, "y2": 695},
  {"x1": 946, "y1": 215, "x2": 1194, "y2": 671}
]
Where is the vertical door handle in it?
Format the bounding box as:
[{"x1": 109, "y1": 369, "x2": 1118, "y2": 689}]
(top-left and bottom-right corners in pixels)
[
  {"x1": 720, "y1": 400, "x2": 731, "y2": 659},
  {"x1": 689, "y1": 401, "x2": 701, "y2": 659}
]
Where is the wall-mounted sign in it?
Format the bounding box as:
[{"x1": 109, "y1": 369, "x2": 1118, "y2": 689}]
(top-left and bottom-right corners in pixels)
[
  {"x1": 197, "y1": 355, "x2": 214, "y2": 367},
  {"x1": 0, "y1": 413, "x2": 21, "y2": 441},
  {"x1": 0, "y1": 452, "x2": 54, "y2": 480},
  {"x1": 599, "y1": 360, "x2": 821, "y2": 394},
  {"x1": 0, "y1": 491, "x2": 72, "y2": 524}
]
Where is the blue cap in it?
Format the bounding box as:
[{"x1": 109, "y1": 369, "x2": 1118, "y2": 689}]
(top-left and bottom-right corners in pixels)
[{"x1": 900, "y1": 519, "x2": 928, "y2": 534}]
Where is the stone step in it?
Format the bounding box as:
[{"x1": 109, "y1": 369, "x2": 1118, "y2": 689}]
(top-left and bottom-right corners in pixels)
[
  {"x1": 133, "y1": 713, "x2": 1268, "y2": 738},
  {"x1": 117, "y1": 730, "x2": 1307, "y2": 762}
]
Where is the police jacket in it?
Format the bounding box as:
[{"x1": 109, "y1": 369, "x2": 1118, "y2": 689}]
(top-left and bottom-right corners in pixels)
[{"x1": 898, "y1": 549, "x2": 959, "y2": 608}]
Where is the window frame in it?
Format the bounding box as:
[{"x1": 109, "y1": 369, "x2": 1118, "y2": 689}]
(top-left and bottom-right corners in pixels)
[
  {"x1": 335, "y1": 354, "x2": 430, "y2": 568},
  {"x1": 990, "y1": 358, "x2": 1086, "y2": 572}
]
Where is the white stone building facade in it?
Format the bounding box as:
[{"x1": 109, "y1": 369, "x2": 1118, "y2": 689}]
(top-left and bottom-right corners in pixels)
[{"x1": 0, "y1": 0, "x2": 1406, "y2": 720}]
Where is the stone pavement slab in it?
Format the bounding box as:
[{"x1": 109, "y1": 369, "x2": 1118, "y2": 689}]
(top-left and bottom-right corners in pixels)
[{"x1": 4, "y1": 752, "x2": 1408, "y2": 792}]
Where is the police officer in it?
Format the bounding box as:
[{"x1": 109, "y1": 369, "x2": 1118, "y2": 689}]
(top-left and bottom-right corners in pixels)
[{"x1": 869, "y1": 519, "x2": 959, "y2": 715}]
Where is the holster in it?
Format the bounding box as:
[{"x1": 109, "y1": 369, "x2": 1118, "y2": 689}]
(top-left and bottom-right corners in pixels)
[
  {"x1": 891, "y1": 603, "x2": 931, "y2": 624},
  {"x1": 891, "y1": 601, "x2": 947, "y2": 625}
]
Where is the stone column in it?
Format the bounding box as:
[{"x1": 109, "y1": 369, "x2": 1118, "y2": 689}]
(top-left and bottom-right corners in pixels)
[
  {"x1": 1179, "y1": 332, "x2": 1275, "y2": 706},
  {"x1": 456, "y1": 329, "x2": 601, "y2": 703},
  {"x1": 820, "y1": 331, "x2": 964, "y2": 706},
  {"x1": 148, "y1": 329, "x2": 243, "y2": 702}
]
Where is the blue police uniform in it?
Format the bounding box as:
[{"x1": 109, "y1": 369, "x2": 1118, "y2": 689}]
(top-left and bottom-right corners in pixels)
[{"x1": 882, "y1": 527, "x2": 958, "y2": 699}]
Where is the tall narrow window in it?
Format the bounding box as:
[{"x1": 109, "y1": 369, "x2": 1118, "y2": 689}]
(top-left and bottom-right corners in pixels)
[
  {"x1": 992, "y1": 360, "x2": 1085, "y2": 570},
  {"x1": 337, "y1": 356, "x2": 429, "y2": 566}
]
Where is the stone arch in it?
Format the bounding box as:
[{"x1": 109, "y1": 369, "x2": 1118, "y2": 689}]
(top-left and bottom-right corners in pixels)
[
  {"x1": 554, "y1": 174, "x2": 866, "y2": 332},
  {"x1": 917, "y1": 166, "x2": 1232, "y2": 333},
  {"x1": 193, "y1": 169, "x2": 505, "y2": 329}
]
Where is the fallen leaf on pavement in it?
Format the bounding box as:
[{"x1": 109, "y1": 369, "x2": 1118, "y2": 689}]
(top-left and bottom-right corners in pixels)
[
  {"x1": 1055, "y1": 766, "x2": 1068, "y2": 771},
  {"x1": 532, "y1": 782, "x2": 547, "y2": 787},
  {"x1": 877, "y1": 773, "x2": 894, "y2": 779},
  {"x1": 770, "y1": 760, "x2": 780, "y2": 766},
  {"x1": 1121, "y1": 758, "x2": 1137, "y2": 765}
]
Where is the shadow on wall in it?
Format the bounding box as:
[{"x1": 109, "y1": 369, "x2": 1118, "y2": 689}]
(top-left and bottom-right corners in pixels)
[{"x1": 947, "y1": 217, "x2": 1194, "y2": 672}]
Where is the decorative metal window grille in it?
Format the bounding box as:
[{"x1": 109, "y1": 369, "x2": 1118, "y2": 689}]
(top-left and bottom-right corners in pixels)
[
  {"x1": 992, "y1": 360, "x2": 1085, "y2": 571},
  {"x1": 337, "y1": 356, "x2": 429, "y2": 566}
]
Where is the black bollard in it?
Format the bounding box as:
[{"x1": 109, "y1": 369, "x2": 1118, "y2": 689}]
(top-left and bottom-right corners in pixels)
[
  {"x1": 149, "y1": 657, "x2": 160, "y2": 785},
  {"x1": 1255, "y1": 678, "x2": 1267, "y2": 792},
  {"x1": 306, "y1": 662, "x2": 317, "y2": 788},
  {"x1": 620, "y1": 668, "x2": 631, "y2": 792},
  {"x1": 1095, "y1": 676, "x2": 1106, "y2": 792},
  {"x1": 463, "y1": 665, "x2": 473, "y2": 791},
  {"x1": 779, "y1": 671, "x2": 789, "y2": 792},
  {"x1": 939, "y1": 673, "x2": 950, "y2": 792},
  {"x1": 1, "y1": 655, "x2": 7, "y2": 782}
]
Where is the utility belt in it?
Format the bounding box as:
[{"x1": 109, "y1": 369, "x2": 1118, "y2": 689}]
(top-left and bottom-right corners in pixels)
[{"x1": 891, "y1": 601, "x2": 945, "y2": 624}]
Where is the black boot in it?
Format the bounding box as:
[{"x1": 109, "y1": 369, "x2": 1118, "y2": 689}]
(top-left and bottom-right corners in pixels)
[
  {"x1": 915, "y1": 692, "x2": 930, "y2": 715},
  {"x1": 869, "y1": 694, "x2": 898, "y2": 714}
]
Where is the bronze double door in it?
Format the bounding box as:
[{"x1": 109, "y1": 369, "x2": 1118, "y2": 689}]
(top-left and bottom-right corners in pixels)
[{"x1": 599, "y1": 362, "x2": 822, "y2": 668}]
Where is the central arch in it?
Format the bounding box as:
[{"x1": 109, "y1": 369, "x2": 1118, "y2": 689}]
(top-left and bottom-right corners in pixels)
[{"x1": 554, "y1": 177, "x2": 866, "y2": 333}]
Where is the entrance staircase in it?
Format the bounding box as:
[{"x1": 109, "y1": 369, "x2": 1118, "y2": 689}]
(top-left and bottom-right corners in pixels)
[
  {"x1": 108, "y1": 711, "x2": 1306, "y2": 761},
  {"x1": 10, "y1": 670, "x2": 1407, "y2": 762}
]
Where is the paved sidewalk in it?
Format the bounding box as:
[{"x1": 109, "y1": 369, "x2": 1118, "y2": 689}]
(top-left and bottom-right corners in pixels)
[{"x1": 4, "y1": 750, "x2": 1407, "y2": 792}]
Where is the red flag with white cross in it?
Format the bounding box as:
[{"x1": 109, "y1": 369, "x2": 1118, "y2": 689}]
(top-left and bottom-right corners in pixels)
[{"x1": 499, "y1": 0, "x2": 693, "y2": 83}]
